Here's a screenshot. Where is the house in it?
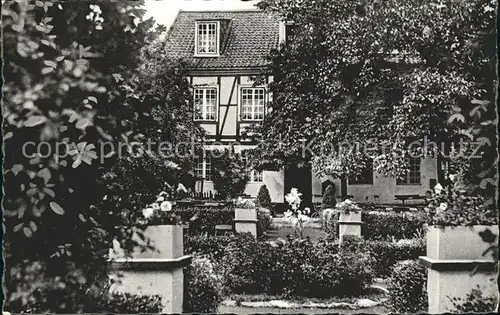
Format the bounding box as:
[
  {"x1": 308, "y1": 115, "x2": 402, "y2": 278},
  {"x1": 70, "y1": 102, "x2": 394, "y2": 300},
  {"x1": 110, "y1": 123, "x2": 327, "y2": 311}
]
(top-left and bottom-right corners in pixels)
[{"x1": 165, "y1": 9, "x2": 438, "y2": 206}]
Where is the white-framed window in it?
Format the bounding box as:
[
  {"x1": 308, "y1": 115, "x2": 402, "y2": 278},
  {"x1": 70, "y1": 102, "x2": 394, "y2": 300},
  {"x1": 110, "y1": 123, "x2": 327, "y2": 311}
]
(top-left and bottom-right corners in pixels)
[
  {"x1": 194, "y1": 87, "x2": 217, "y2": 121},
  {"x1": 397, "y1": 157, "x2": 421, "y2": 185},
  {"x1": 195, "y1": 21, "x2": 219, "y2": 56},
  {"x1": 194, "y1": 153, "x2": 212, "y2": 181},
  {"x1": 241, "y1": 152, "x2": 263, "y2": 182},
  {"x1": 241, "y1": 88, "x2": 265, "y2": 121}
]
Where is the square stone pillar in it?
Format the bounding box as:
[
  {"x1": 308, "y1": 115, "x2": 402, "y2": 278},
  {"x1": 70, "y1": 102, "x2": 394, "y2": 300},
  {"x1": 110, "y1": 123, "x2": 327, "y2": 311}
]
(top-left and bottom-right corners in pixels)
[
  {"x1": 109, "y1": 224, "x2": 191, "y2": 313},
  {"x1": 234, "y1": 207, "x2": 258, "y2": 237},
  {"x1": 337, "y1": 211, "x2": 362, "y2": 243},
  {"x1": 419, "y1": 225, "x2": 498, "y2": 314}
]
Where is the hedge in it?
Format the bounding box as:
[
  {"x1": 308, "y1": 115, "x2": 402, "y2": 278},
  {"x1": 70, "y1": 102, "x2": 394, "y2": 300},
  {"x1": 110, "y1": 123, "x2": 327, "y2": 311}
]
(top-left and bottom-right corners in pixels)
[
  {"x1": 366, "y1": 238, "x2": 425, "y2": 278},
  {"x1": 321, "y1": 209, "x2": 427, "y2": 240},
  {"x1": 387, "y1": 260, "x2": 428, "y2": 313},
  {"x1": 219, "y1": 235, "x2": 373, "y2": 297}
]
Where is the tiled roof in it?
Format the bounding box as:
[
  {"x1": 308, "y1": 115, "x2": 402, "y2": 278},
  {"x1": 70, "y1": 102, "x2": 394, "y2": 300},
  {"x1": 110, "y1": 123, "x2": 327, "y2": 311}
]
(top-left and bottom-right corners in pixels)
[{"x1": 165, "y1": 10, "x2": 280, "y2": 70}]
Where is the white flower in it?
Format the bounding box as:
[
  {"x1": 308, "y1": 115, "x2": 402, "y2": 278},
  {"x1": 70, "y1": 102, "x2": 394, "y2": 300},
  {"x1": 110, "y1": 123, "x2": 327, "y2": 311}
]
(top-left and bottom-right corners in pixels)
[
  {"x1": 159, "y1": 191, "x2": 168, "y2": 197},
  {"x1": 304, "y1": 207, "x2": 311, "y2": 214},
  {"x1": 298, "y1": 214, "x2": 310, "y2": 222},
  {"x1": 448, "y1": 174, "x2": 457, "y2": 182},
  {"x1": 142, "y1": 208, "x2": 154, "y2": 219},
  {"x1": 160, "y1": 201, "x2": 172, "y2": 212},
  {"x1": 434, "y1": 183, "x2": 444, "y2": 194},
  {"x1": 156, "y1": 196, "x2": 165, "y2": 202},
  {"x1": 438, "y1": 202, "x2": 448, "y2": 212},
  {"x1": 152, "y1": 203, "x2": 160, "y2": 211},
  {"x1": 177, "y1": 183, "x2": 188, "y2": 193}
]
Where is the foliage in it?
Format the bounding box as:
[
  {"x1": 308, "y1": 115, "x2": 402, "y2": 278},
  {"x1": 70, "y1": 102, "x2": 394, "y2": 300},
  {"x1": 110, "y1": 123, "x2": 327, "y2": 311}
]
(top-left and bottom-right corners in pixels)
[
  {"x1": 320, "y1": 208, "x2": 338, "y2": 234},
  {"x1": 184, "y1": 235, "x2": 238, "y2": 262},
  {"x1": 234, "y1": 197, "x2": 256, "y2": 209},
  {"x1": 426, "y1": 177, "x2": 498, "y2": 226},
  {"x1": 322, "y1": 184, "x2": 336, "y2": 209},
  {"x1": 335, "y1": 198, "x2": 361, "y2": 214},
  {"x1": 211, "y1": 149, "x2": 249, "y2": 199},
  {"x1": 92, "y1": 292, "x2": 163, "y2": 313},
  {"x1": 184, "y1": 255, "x2": 224, "y2": 313},
  {"x1": 139, "y1": 191, "x2": 179, "y2": 225},
  {"x1": 2, "y1": 0, "x2": 200, "y2": 311},
  {"x1": 251, "y1": 0, "x2": 497, "y2": 210},
  {"x1": 367, "y1": 238, "x2": 426, "y2": 278},
  {"x1": 362, "y1": 211, "x2": 427, "y2": 240},
  {"x1": 387, "y1": 260, "x2": 428, "y2": 313},
  {"x1": 175, "y1": 206, "x2": 234, "y2": 233},
  {"x1": 257, "y1": 208, "x2": 273, "y2": 237},
  {"x1": 451, "y1": 287, "x2": 497, "y2": 313},
  {"x1": 256, "y1": 184, "x2": 272, "y2": 209},
  {"x1": 220, "y1": 235, "x2": 372, "y2": 297}
]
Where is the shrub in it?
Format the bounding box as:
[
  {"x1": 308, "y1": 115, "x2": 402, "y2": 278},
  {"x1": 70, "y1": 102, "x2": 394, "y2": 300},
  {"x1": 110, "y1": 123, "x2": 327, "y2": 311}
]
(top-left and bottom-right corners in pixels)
[
  {"x1": 184, "y1": 255, "x2": 224, "y2": 313},
  {"x1": 387, "y1": 260, "x2": 428, "y2": 313},
  {"x1": 257, "y1": 185, "x2": 272, "y2": 209},
  {"x1": 362, "y1": 211, "x2": 427, "y2": 240},
  {"x1": 366, "y1": 238, "x2": 425, "y2": 278},
  {"x1": 174, "y1": 207, "x2": 233, "y2": 234},
  {"x1": 451, "y1": 287, "x2": 497, "y2": 312},
  {"x1": 220, "y1": 235, "x2": 372, "y2": 297},
  {"x1": 257, "y1": 208, "x2": 273, "y2": 237},
  {"x1": 94, "y1": 292, "x2": 163, "y2": 313},
  {"x1": 322, "y1": 184, "x2": 337, "y2": 209},
  {"x1": 320, "y1": 208, "x2": 339, "y2": 235},
  {"x1": 184, "y1": 234, "x2": 236, "y2": 261}
]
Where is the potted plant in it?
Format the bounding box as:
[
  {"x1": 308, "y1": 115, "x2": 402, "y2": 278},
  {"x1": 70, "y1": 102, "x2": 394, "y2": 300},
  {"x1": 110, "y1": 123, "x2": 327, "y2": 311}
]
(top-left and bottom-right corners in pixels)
[
  {"x1": 335, "y1": 198, "x2": 362, "y2": 243},
  {"x1": 233, "y1": 197, "x2": 258, "y2": 236},
  {"x1": 421, "y1": 175, "x2": 498, "y2": 313},
  {"x1": 283, "y1": 188, "x2": 311, "y2": 238},
  {"x1": 110, "y1": 190, "x2": 183, "y2": 260}
]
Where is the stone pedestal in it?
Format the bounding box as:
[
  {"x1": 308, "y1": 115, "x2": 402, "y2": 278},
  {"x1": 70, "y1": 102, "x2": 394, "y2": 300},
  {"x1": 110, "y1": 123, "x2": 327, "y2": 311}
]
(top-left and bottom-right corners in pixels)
[
  {"x1": 337, "y1": 211, "x2": 362, "y2": 243},
  {"x1": 234, "y1": 207, "x2": 257, "y2": 237},
  {"x1": 109, "y1": 225, "x2": 191, "y2": 314},
  {"x1": 419, "y1": 225, "x2": 498, "y2": 314}
]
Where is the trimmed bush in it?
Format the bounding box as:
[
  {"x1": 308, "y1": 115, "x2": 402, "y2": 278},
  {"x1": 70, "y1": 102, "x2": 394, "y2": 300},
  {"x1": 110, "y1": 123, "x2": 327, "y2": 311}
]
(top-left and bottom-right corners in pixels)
[
  {"x1": 387, "y1": 260, "x2": 428, "y2": 313},
  {"x1": 367, "y1": 238, "x2": 426, "y2": 278},
  {"x1": 322, "y1": 184, "x2": 337, "y2": 209},
  {"x1": 174, "y1": 207, "x2": 233, "y2": 233},
  {"x1": 256, "y1": 185, "x2": 272, "y2": 209},
  {"x1": 321, "y1": 210, "x2": 427, "y2": 241},
  {"x1": 184, "y1": 255, "x2": 224, "y2": 313},
  {"x1": 220, "y1": 235, "x2": 372, "y2": 297},
  {"x1": 184, "y1": 234, "x2": 236, "y2": 261},
  {"x1": 361, "y1": 211, "x2": 427, "y2": 240}
]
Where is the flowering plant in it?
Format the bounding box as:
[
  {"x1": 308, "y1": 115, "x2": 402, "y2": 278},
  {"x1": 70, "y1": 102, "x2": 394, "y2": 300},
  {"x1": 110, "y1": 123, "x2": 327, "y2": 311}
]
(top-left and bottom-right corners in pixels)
[
  {"x1": 335, "y1": 198, "x2": 362, "y2": 214},
  {"x1": 425, "y1": 175, "x2": 498, "y2": 226},
  {"x1": 139, "y1": 191, "x2": 181, "y2": 225},
  {"x1": 283, "y1": 188, "x2": 311, "y2": 238},
  {"x1": 234, "y1": 197, "x2": 256, "y2": 209}
]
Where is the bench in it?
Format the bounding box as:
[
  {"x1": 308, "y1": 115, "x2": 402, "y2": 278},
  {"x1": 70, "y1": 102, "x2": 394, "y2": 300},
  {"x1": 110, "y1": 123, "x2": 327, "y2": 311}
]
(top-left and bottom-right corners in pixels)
[{"x1": 394, "y1": 194, "x2": 426, "y2": 205}]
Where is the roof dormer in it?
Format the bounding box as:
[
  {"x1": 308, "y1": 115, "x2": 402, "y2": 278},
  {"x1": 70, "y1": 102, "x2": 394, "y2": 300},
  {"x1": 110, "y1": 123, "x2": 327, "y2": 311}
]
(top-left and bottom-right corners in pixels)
[
  {"x1": 194, "y1": 19, "x2": 231, "y2": 57},
  {"x1": 195, "y1": 20, "x2": 220, "y2": 56}
]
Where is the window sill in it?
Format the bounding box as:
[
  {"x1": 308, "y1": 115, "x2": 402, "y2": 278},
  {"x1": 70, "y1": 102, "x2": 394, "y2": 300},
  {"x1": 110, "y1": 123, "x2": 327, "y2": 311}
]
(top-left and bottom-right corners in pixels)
[
  {"x1": 396, "y1": 183, "x2": 422, "y2": 186},
  {"x1": 194, "y1": 120, "x2": 217, "y2": 123},
  {"x1": 194, "y1": 53, "x2": 220, "y2": 58},
  {"x1": 240, "y1": 119, "x2": 264, "y2": 123}
]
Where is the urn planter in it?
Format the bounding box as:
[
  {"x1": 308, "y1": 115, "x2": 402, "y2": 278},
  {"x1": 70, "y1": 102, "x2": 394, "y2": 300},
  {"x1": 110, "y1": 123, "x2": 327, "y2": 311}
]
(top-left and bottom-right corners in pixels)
[
  {"x1": 109, "y1": 224, "x2": 191, "y2": 314},
  {"x1": 337, "y1": 211, "x2": 362, "y2": 243},
  {"x1": 419, "y1": 225, "x2": 498, "y2": 314},
  {"x1": 234, "y1": 207, "x2": 258, "y2": 237}
]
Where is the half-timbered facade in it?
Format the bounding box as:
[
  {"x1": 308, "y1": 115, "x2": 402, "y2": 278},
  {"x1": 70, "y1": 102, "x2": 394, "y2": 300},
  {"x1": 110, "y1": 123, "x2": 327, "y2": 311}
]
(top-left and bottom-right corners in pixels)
[{"x1": 165, "y1": 10, "x2": 285, "y2": 202}]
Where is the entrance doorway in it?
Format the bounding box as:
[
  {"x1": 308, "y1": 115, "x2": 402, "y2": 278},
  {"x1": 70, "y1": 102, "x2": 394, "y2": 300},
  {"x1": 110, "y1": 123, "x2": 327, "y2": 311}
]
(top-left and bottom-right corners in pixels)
[{"x1": 284, "y1": 164, "x2": 312, "y2": 208}]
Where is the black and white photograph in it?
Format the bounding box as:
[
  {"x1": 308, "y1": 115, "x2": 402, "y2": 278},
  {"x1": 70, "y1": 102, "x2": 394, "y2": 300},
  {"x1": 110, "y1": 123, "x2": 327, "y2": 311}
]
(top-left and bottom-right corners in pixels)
[{"x1": 1, "y1": 0, "x2": 498, "y2": 313}]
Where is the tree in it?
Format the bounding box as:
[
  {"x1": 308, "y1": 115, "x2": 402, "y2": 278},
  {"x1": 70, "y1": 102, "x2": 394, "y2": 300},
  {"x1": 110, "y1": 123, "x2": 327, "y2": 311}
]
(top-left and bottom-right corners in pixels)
[
  {"x1": 251, "y1": 0, "x2": 496, "y2": 204},
  {"x1": 257, "y1": 184, "x2": 272, "y2": 209},
  {"x1": 2, "y1": 0, "x2": 200, "y2": 311},
  {"x1": 211, "y1": 149, "x2": 249, "y2": 200}
]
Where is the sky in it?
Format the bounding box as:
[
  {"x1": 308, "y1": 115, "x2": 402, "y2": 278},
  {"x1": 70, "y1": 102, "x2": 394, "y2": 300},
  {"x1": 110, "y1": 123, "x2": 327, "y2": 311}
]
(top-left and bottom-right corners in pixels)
[{"x1": 144, "y1": 0, "x2": 261, "y2": 29}]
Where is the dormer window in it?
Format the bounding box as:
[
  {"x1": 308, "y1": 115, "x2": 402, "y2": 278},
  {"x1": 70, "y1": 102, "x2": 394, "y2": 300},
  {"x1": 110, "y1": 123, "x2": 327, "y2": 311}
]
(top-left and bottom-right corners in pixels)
[{"x1": 195, "y1": 21, "x2": 220, "y2": 56}]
